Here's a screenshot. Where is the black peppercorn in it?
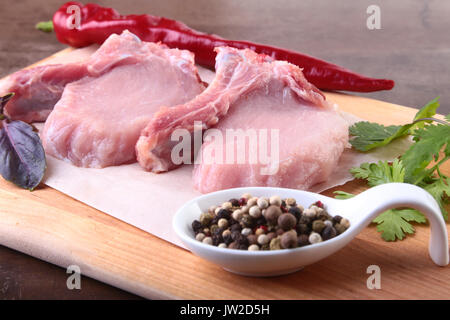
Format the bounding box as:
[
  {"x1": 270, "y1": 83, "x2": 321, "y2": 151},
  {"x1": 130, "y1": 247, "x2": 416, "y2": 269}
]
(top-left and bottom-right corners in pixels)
[
  {"x1": 212, "y1": 227, "x2": 223, "y2": 236},
  {"x1": 322, "y1": 226, "x2": 337, "y2": 240},
  {"x1": 296, "y1": 223, "x2": 309, "y2": 235},
  {"x1": 298, "y1": 215, "x2": 311, "y2": 226},
  {"x1": 212, "y1": 234, "x2": 223, "y2": 246},
  {"x1": 232, "y1": 233, "x2": 249, "y2": 246},
  {"x1": 316, "y1": 210, "x2": 330, "y2": 221},
  {"x1": 256, "y1": 216, "x2": 267, "y2": 227},
  {"x1": 240, "y1": 214, "x2": 254, "y2": 228},
  {"x1": 332, "y1": 215, "x2": 343, "y2": 224},
  {"x1": 288, "y1": 206, "x2": 302, "y2": 220},
  {"x1": 210, "y1": 216, "x2": 220, "y2": 225},
  {"x1": 297, "y1": 234, "x2": 310, "y2": 247},
  {"x1": 229, "y1": 198, "x2": 240, "y2": 207},
  {"x1": 192, "y1": 220, "x2": 202, "y2": 233},
  {"x1": 230, "y1": 223, "x2": 242, "y2": 232},
  {"x1": 222, "y1": 232, "x2": 233, "y2": 245},
  {"x1": 231, "y1": 231, "x2": 241, "y2": 241},
  {"x1": 217, "y1": 208, "x2": 231, "y2": 219},
  {"x1": 238, "y1": 244, "x2": 248, "y2": 250}
]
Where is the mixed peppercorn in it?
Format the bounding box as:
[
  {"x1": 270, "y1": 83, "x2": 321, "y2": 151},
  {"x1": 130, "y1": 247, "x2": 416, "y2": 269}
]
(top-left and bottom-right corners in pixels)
[{"x1": 191, "y1": 194, "x2": 350, "y2": 251}]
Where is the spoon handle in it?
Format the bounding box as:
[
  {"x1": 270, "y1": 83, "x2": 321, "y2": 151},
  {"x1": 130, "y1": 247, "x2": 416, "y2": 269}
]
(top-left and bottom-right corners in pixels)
[{"x1": 345, "y1": 183, "x2": 449, "y2": 266}]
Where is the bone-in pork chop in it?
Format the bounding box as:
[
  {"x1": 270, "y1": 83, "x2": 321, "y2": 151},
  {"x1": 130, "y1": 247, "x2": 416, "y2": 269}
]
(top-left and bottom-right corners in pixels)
[
  {"x1": 136, "y1": 47, "x2": 349, "y2": 192},
  {"x1": 41, "y1": 32, "x2": 204, "y2": 168},
  {"x1": 0, "y1": 30, "x2": 191, "y2": 123}
]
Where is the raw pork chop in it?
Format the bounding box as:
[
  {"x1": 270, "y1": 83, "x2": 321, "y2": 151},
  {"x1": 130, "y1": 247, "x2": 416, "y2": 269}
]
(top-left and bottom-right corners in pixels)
[
  {"x1": 136, "y1": 47, "x2": 349, "y2": 192},
  {"x1": 0, "y1": 30, "x2": 179, "y2": 123},
  {"x1": 42, "y1": 33, "x2": 204, "y2": 168}
]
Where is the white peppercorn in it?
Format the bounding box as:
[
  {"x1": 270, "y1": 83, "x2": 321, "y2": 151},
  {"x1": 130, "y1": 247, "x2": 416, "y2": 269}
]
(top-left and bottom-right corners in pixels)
[
  {"x1": 218, "y1": 218, "x2": 228, "y2": 229},
  {"x1": 232, "y1": 209, "x2": 243, "y2": 221},
  {"x1": 269, "y1": 195, "x2": 282, "y2": 206},
  {"x1": 222, "y1": 201, "x2": 232, "y2": 210},
  {"x1": 309, "y1": 205, "x2": 320, "y2": 214},
  {"x1": 248, "y1": 244, "x2": 260, "y2": 251},
  {"x1": 249, "y1": 205, "x2": 262, "y2": 218},
  {"x1": 241, "y1": 227, "x2": 252, "y2": 236},
  {"x1": 222, "y1": 229, "x2": 231, "y2": 238},
  {"x1": 202, "y1": 236, "x2": 213, "y2": 245},
  {"x1": 241, "y1": 193, "x2": 252, "y2": 199},
  {"x1": 285, "y1": 198, "x2": 296, "y2": 207},
  {"x1": 340, "y1": 218, "x2": 350, "y2": 229},
  {"x1": 195, "y1": 233, "x2": 206, "y2": 241},
  {"x1": 308, "y1": 232, "x2": 322, "y2": 244},
  {"x1": 218, "y1": 243, "x2": 227, "y2": 248},
  {"x1": 257, "y1": 234, "x2": 270, "y2": 245},
  {"x1": 303, "y1": 208, "x2": 316, "y2": 218},
  {"x1": 257, "y1": 197, "x2": 269, "y2": 209},
  {"x1": 247, "y1": 197, "x2": 258, "y2": 207},
  {"x1": 255, "y1": 227, "x2": 266, "y2": 236}
]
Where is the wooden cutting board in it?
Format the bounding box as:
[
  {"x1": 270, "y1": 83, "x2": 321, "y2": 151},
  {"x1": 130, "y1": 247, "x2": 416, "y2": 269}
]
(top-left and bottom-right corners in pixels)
[{"x1": 0, "y1": 49, "x2": 448, "y2": 299}]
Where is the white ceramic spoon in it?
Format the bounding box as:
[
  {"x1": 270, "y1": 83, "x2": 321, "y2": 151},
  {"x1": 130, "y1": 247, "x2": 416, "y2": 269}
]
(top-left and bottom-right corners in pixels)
[{"x1": 173, "y1": 183, "x2": 449, "y2": 276}]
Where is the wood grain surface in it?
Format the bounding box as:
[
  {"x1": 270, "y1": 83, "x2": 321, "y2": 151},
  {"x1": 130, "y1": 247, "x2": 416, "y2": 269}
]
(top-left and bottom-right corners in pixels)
[{"x1": 0, "y1": 0, "x2": 449, "y2": 299}]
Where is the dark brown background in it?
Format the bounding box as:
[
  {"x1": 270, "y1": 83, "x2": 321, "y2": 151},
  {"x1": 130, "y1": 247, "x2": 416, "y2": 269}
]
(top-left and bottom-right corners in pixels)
[{"x1": 0, "y1": 0, "x2": 449, "y2": 299}]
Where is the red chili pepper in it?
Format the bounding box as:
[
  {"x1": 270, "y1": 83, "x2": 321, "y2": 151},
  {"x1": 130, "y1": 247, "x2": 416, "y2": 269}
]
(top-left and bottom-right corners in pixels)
[{"x1": 53, "y1": 2, "x2": 394, "y2": 92}]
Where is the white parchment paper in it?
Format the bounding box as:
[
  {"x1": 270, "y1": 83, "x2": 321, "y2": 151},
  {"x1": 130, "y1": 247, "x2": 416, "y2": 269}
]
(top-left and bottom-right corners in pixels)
[{"x1": 32, "y1": 46, "x2": 410, "y2": 248}]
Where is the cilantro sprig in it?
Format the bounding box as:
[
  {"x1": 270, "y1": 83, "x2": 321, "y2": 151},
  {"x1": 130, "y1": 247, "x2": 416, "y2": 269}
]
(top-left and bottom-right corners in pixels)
[
  {"x1": 335, "y1": 98, "x2": 449, "y2": 241},
  {"x1": 349, "y1": 97, "x2": 440, "y2": 151}
]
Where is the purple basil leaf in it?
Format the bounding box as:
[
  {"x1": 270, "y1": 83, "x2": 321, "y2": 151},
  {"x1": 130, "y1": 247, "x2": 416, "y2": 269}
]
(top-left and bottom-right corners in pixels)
[{"x1": 0, "y1": 119, "x2": 46, "y2": 190}]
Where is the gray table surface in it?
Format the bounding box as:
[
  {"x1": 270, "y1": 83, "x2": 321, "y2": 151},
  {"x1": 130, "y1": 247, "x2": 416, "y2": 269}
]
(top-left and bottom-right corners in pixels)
[{"x1": 0, "y1": 0, "x2": 448, "y2": 299}]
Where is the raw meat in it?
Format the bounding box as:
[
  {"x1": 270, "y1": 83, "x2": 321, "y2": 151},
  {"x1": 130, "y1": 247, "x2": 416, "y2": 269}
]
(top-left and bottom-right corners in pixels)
[
  {"x1": 0, "y1": 30, "x2": 183, "y2": 123},
  {"x1": 136, "y1": 47, "x2": 349, "y2": 192},
  {"x1": 42, "y1": 32, "x2": 205, "y2": 168}
]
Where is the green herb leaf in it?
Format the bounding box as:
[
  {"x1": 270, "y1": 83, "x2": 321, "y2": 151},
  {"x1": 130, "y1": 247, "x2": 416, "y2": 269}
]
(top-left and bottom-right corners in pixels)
[
  {"x1": 401, "y1": 123, "x2": 450, "y2": 184},
  {"x1": 350, "y1": 159, "x2": 405, "y2": 187},
  {"x1": 373, "y1": 209, "x2": 427, "y2": 241},
  {"x1": 36, "y1": 21, "x2": 54, "y2": 33},
  {"x1": 333, "y1": 191, "x2": 355, "y2": 199},
  {"x1": 349, "y1": 97, "x2": 440, "y2": 151},
  {"x1": 337, "y1": 97, "x2": 448, "y2": 242},
  {"x1": 422, "y1": 176, "x2": 449, "y2": 221}
]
